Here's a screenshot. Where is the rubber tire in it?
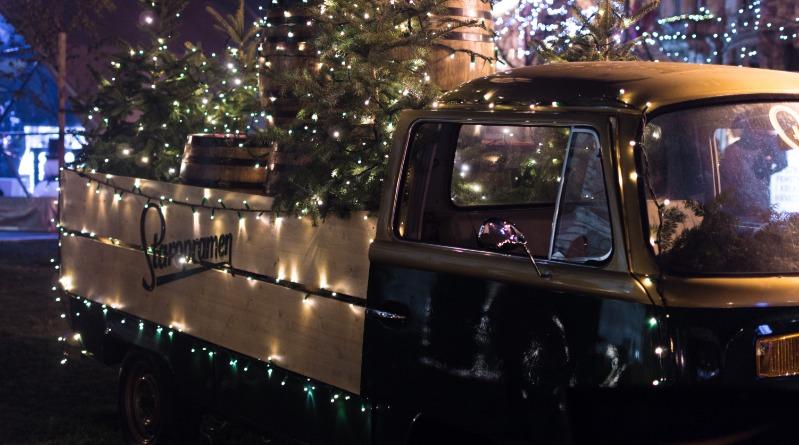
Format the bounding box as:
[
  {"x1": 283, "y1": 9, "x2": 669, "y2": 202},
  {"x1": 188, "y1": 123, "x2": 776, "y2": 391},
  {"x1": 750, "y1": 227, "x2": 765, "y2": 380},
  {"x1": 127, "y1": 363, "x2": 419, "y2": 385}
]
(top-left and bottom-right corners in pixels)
[{"x1": 118, "y1": 350, "x2": 200, "y2": 445}]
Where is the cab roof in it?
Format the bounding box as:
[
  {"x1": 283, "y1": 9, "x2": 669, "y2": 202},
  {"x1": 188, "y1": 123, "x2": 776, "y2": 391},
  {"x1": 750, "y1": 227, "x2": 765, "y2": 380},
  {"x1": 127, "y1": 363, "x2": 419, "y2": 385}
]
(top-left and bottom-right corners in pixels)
[{"x1": 436, "y1": 61, "x2": 799, "y2": 114}]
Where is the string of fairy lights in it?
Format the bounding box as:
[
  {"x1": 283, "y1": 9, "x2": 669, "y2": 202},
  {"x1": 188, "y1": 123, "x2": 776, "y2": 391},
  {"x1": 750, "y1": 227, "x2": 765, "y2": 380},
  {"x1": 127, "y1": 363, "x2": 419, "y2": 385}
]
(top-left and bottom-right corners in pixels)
[
  {"x1": 52, "y1": 168, "x2": 372, "y2": 412},
  {"x1": 72, "y1": 169, "x2": 274, "y2": 217},
  {"x1": 59, "y1": 291, "x2": 369, "y2": 412},
  {"x1": 493, "y1": 0, "x2": 591, "y2": 67},
  {"x1": 54, "y1": 166, "x2": 373, "y2": 299},
  {"x1": 86, "y1": 0, "x2": 474, "y2": 216}
]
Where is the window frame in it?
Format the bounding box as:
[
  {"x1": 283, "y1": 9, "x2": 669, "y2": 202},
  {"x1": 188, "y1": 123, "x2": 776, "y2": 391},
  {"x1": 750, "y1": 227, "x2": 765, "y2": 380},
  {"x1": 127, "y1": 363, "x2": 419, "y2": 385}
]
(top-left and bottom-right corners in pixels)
[
  {"x1": 393, "y1": 118, "x2": 614, "y2": 267},
  {"x1": 548, "y1": 128, "x2": 613, "y2": 263}
]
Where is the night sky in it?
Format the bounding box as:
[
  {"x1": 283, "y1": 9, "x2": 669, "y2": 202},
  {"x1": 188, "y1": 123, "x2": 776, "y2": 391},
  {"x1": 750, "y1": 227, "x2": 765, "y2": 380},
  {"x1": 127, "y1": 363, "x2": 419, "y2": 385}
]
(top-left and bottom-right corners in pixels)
[{"x1": 64, "y1": 0, "x2": 260, "y2": 100}]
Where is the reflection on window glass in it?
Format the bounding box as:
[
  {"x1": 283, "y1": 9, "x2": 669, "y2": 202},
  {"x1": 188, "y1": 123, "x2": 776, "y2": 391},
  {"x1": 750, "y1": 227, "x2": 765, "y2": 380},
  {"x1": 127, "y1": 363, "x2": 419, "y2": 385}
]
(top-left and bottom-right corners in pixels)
[
  {"x1": 643, "y1": 102, "x2": 799, "y2": 274},
  {"x1": 396, "y1": 123, "x2": 444, "y2": 239},
  {"x1": 398, "y1": 122, "x2": 611, "y2": 262},
  {"x1": 553, "y1": 131, "x2": 612, "y2": 261},
  {"x1": 451, "y1": 125, "x2": 570, "y2": 206}
]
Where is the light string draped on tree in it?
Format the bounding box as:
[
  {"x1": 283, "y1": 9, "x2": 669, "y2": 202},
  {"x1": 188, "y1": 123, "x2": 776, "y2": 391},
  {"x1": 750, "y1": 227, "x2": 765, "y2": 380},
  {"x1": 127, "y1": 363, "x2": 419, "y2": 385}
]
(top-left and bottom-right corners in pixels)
[
  {"x1": 265, "y1": 0, "x2": 494, "y2": 218},
  {"x1": 79, "y1": 0, "x2": 494, "y2": 218},
  {"x1": 532, "y1": 0, "x2": 660, "y2": 62},
  {"x1": 78, "y1": 0, "x2": 272, "y2": 181},
  {"x1": 494, "y1": 0, "x2": 593, "y2": 67}
]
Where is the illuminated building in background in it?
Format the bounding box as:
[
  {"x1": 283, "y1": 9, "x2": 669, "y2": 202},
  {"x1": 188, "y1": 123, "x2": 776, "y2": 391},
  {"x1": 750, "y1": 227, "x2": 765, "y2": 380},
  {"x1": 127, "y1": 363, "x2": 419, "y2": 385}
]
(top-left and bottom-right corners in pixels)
[
  {"x1": 642, "y1": 0, "x2": 799, "y2": 69},
  {"x1": 495, "y1": 0, "x2": 799, "y2": 70},
  {"x1": 0, "y1": 14, "x2": 84, "y2": 197}
]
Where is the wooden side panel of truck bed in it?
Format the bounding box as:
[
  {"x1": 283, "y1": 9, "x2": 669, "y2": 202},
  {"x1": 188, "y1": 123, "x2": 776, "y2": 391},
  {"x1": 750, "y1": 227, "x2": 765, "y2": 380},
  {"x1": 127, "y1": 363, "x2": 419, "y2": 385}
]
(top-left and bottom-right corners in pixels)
[{"x1": 59, "y1": 169, "x2": 375, "y2": 394}]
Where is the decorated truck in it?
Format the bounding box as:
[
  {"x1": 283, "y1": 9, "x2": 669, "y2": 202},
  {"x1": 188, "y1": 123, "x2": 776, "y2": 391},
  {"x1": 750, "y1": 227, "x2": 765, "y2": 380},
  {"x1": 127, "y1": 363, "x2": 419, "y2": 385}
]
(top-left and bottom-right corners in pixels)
[{"x1": 60, "y1": 62, "x2": 799, "y2": 444}]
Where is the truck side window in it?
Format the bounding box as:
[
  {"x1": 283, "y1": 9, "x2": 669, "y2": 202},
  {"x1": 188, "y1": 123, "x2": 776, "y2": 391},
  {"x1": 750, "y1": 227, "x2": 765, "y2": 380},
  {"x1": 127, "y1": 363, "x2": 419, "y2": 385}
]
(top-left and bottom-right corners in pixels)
[
  {"x1": 551, "y1": 130, "x2": 612, "y2": 262},
  {"x1": 396, "y1": 122, "x2": 611, "y2": 263},
  {"x1": 451, "y1": 125, "x2": 570, "y2": 206},
  {"x1": 396, "y1": 123, "x2": 456, "y2": 240}
]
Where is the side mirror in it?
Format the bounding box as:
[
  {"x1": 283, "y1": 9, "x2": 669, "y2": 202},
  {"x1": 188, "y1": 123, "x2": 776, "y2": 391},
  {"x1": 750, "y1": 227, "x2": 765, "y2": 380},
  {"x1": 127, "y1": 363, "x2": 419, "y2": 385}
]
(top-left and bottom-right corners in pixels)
[
  {"x1": 477, "y1": 217, "x2": 526, "y2": 252},
  {"x1": 476, "y1": 217, "x2": 550, "y2": 279}
]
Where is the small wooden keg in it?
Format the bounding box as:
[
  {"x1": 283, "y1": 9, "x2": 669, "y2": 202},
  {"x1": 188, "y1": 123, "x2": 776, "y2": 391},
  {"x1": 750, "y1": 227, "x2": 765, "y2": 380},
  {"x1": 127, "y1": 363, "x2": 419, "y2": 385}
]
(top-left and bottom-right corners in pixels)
[
  {"x1": 264, "y1": 147, "x2": 309, "y2": 195},
  {"x1": 429, "y1": 0, "x2": 495, "y2": 91},
  {"x1": 262, "y1": 1, "x2": 319, "y2": 125},
  {"x1": 179, "y1": 134, "x2": 272, "y2": 194}
]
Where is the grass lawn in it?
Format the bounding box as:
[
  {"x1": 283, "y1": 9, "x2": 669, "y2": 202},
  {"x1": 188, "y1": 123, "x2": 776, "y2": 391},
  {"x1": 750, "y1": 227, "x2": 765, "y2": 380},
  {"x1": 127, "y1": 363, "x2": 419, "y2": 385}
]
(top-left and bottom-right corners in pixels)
[{"x1": 0, "y1": 240, "x2": 265, "y2": 444}]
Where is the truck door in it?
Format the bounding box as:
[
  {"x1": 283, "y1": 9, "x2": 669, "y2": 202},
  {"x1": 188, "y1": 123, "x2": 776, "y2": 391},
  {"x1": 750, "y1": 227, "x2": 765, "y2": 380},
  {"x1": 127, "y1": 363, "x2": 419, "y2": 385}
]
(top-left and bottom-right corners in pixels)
[{"x1": 364, "y1": 117, "x2": 661, "y2": 444}]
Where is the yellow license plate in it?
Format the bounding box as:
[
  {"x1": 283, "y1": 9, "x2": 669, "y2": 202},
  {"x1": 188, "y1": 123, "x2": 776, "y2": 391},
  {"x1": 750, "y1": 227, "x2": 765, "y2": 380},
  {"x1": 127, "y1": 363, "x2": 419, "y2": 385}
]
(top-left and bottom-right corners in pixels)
[{"x1": 757, "y1": 333, "x2": 799, "y2": 378}]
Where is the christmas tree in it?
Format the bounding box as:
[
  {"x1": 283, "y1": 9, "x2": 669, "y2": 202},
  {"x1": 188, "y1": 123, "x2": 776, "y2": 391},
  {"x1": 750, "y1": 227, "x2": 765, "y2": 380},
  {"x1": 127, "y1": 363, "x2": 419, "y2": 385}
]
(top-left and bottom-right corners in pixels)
[
  {"x1": 205, "y1": 0, "x2": 273, "y2": 135},
  {"x1": 495, "y1": 0, "x2": 591, "y2": 67},
  {"x1": 79, "y1": 0, "x2": 266, "y2": 180},
  {"x1": 534, "y1": 0, "x2": 661, "y2": 62},
  {"x1": 78, "y1": 0, "x2": 493, "y2": 217},
  {"x1": 268, "y1": 0, "x2": 490, "y2": 216}
]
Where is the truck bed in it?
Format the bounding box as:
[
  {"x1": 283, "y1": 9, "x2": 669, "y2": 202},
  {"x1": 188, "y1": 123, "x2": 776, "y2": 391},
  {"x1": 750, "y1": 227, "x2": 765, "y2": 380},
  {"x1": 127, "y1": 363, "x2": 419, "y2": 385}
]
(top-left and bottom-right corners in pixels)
[{"x1": 59, "y1": 169, "x2": 375, "y2": 394}]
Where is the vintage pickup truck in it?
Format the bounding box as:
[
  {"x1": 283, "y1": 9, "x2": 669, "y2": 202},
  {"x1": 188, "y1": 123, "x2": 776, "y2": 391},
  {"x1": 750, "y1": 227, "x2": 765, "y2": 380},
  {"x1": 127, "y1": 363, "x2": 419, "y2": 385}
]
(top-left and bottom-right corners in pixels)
[{"x1": 59, "y1": 61, "x2": 799, "y2": 444}]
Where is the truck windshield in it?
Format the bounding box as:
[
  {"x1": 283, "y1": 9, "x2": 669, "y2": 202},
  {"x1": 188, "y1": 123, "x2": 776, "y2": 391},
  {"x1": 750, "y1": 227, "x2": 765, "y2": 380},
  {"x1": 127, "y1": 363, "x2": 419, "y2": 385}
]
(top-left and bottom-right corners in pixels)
[{"x1": 643, "y1": 101, "x2": 799, "y2": 275}]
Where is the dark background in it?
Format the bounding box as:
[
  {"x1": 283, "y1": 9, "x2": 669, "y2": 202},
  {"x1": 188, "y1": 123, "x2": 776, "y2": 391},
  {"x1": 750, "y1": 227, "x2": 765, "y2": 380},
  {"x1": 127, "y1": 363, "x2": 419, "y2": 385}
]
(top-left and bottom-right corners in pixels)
[{"x1": 0, "y1": 239, "x2": 269, "y2": 444}]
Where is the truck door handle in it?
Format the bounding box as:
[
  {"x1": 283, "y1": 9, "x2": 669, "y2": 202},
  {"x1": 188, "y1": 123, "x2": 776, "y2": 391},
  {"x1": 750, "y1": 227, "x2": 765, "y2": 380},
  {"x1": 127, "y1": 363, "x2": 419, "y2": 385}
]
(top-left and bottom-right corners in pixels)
[
  {"x1": 366, "y1": 304, "x2": 409, "y2": 328},
  {"x1": 367, "y1": 308, "x2": 407, "y2": 321}
]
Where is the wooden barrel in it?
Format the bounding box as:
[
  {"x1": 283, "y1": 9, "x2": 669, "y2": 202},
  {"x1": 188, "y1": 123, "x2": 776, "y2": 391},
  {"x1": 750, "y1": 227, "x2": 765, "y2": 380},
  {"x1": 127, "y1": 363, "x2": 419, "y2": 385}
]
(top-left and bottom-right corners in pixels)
[
  {"x1": 262, "y1": 1, "x2": 319, "y2": 126},
  {"x1": 179, "y1": 134, "x2": 272, "y2": 194},
  {"x1": 429, "y1": 0, "x2": 495, "y2": 91},
  {"x1": 264, "y1": 147, "x2": 310, "y2": 195}
]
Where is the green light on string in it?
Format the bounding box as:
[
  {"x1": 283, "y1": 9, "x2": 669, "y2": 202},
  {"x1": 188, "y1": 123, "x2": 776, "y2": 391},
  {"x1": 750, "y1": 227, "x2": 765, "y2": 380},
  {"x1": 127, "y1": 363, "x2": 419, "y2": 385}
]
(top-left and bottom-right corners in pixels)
[{"x1": 648, "y1": 317, "x2": 658, "y2": 328}]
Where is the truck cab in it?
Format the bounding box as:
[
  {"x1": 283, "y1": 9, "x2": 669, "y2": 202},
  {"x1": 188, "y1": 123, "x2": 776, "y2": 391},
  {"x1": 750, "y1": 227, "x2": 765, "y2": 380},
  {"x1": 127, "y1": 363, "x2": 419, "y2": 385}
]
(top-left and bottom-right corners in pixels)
[{"x1": 364, "y1": 61, "x2": 799, "y2": 443}]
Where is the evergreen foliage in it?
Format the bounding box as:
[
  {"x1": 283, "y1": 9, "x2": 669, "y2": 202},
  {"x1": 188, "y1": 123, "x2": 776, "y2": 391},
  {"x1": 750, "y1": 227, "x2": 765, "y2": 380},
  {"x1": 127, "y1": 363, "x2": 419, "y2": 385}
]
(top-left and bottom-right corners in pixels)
[
  {"x1": 78, "y1": 0, "x2": 490, "y2": 216},
  {"x1": 657, "y1": 195, "x2": 799, "y2": 274},
  {"x1": 535, "y1": 0, "x2": 660, "y2": 62},
  {"x1": 79, "y1": 0, "x2": 266, "y2": 180},
  {"x1": 269, "y1": 0, "x2": 489, "y2": 216}
]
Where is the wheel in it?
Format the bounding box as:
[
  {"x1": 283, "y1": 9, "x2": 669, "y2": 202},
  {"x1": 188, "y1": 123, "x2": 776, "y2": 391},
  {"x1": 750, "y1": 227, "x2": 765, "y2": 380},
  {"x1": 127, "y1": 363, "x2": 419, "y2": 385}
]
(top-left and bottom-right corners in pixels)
[{"x1": 118, "y1": 350, "x2": 200, "y2": 445}]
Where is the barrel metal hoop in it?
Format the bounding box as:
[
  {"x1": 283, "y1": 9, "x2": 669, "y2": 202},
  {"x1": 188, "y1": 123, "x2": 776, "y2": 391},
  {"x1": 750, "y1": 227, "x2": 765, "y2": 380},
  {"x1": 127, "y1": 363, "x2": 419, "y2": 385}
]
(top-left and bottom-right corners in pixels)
[
  {"x1": 443, "y1": 7, "x2": 493, "y2": 19},
  {"x1": 185, "y1": 156, "x2": 266, "y2": 167},
  {"x1": 178, "y1": 178, "x2": 267, "y2": 191},
  {"x1": 441, "y1": 31, "x2": 494, "y2": 43}
]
